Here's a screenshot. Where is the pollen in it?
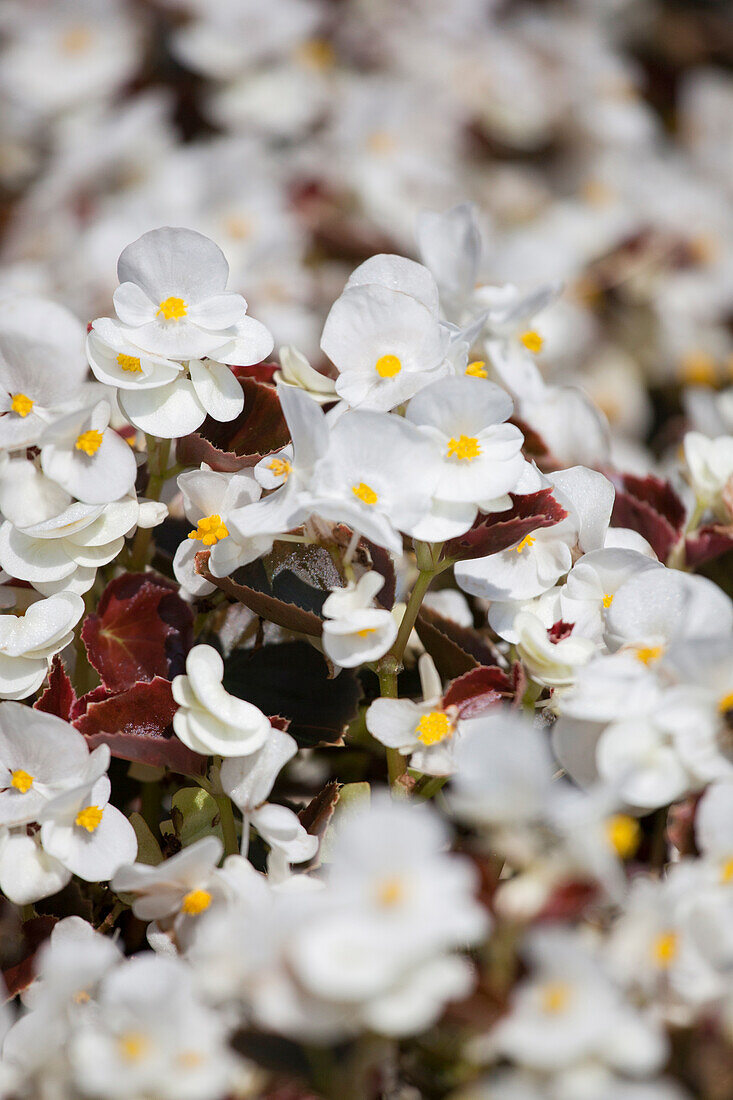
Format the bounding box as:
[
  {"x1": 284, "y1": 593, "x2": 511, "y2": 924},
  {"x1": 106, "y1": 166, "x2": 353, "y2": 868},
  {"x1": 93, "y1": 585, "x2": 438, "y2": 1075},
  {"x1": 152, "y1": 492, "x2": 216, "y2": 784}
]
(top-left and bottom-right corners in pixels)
[
  {"x1": 651, "y1": 930, "x2": 678, "y2": 968},
  {"x1": 60, "y1": 26, "x2": 93, "y2": 53},
  {"x1": 181, "y1": 889, "x2": 213, "y2": 915},
  {"x1": 519, "y1": 329, "x2": 544, "y2": 353},
  {"x1": 268, "y1": 457, "x2": 292, "y2": 479},
  {"x1": 356, "y1": 627, "x2": 377, "y2": 638},
  {"x1": 375, "y1": 354, "x2": 402, "y2": 378},
  {"x1": 366, "y1": 131, "x2": 396, "y2": 155},
  {"x1": 717, "y1": 691, "x2": 733, "y2": 714},
  {"x1": 178, "y1": 1051, "x2": 205, "y2": 1068},
  {"x1": 720, "y1": 857, "x2": 733, "y2": 884},
  {"x1": 605, "y1": 814, "x2": 640, "y2": 859},
  {"x1": 75, "y1": 805, "x2": 104, "y2": 832},
  {"x1": 297, "y1": 37, "x2": 336, "y2": 71},
  {"x1": 375, "y1": 876, "x2": 404, "y2": 907},
  {"x1": 602, "y1": 593, "x2": 614, "y2": 608},
  {"x1": 447, "y1": 435, "x2": 482, "y2": 461},
  {"x1": 352, "y1": 482, "x2": 378, "y2": 506},
  {"x1": 116, "y1": 353, "x2": 142, "y2": 373},
  {"x1": 118, "y1": 1033, "x2": 150, "y2": 1062},
  {"x1": 514, "y1": 534, "x2": 536, "y2": 553},
  {"x1": 539, "y1": 981, "x2": 572, "y2": 1015},
  {"x1": 10, "y1": 769, "x2": 33, "y2": 793},
  {"x1": 679, "y1": 349, "x2": 717, "y2": 388},
  {"x1": 10, "y1": 393, "x2": 33, "y2": 417},
  {"x1": 635, "y1": 645, "x2": 664, "y2": 666},
  {"x1": 75, "y1": 430, "x2": 103, "y2": 456},
  {"x1": 157, "y1": 296, "x2": 187, "y2": 321},
  {"x1": 465, "y1": 360, "x2": 488, "y2": 378},
  {"x1": 224, "y1": 215, "x2": 252, "y2": 240},
  {"x1": 415, "y1": 711, "x2": 453, "y2": 746},
  {"x1": 188, "y1": 514, "x2": 229, "y2": 546}
]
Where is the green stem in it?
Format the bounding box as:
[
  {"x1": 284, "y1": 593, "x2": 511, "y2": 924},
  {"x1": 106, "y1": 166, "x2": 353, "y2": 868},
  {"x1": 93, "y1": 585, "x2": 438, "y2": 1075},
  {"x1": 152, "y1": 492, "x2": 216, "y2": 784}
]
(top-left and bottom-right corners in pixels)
[
  {"x1": 413, "y1": 774, "x2": 448, "y2": 801},
  {"x1": 666, "y1": 499, "x2": 705, "y2": 571},
  {"x1": 210, "y1": 757, "x2": 239, "y2": 857},
  {"x1": 127, "y1": 435, "x2": 170, "y2": 572}
]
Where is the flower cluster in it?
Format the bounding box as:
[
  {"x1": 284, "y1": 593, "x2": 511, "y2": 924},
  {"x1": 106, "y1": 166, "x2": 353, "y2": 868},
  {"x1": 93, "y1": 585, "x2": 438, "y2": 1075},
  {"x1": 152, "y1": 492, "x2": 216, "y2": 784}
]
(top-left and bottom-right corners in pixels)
[{"x1": 0, "y1": 0, "x2": 733, "y2": 1098}]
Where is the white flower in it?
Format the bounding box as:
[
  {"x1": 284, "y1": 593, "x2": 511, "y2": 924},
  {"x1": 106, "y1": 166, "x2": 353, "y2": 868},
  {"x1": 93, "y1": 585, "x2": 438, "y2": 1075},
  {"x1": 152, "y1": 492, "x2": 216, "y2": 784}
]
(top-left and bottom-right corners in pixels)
[
  {"x1": 172, "y1": 644, "x2": 271, "y2": 757},
  {"x1": 111, "y1": 226, "x2": 273, "y2": 363},
  {"x1": 682, "y1": 431, "x2": 733, "y2": 518},
  {"x1": 514, "y1": 612, "x2": 597, "y2": 688},
  {"x1": 558, "y1": 547, "x2": 662, "y2": 645},
  {"x1": 366, "y1": 654, "x2": 459, "y2": 776},
  {"x1": 112, "y1": 836, "x2": 225, "y2": 923},
  {"x1": 416, "y1": 202, "x2": 482, "y2": 320},
  {"x1": 273, "y1": 345, "x2": 337, "y2": 405},
  {"x1": 404, "y1": 375, "x2": 526, "y2": 540},
  {"x1": 117, "y1": 356, "x2": 246, "y2": 440},
  {"x1": 39, "y1": 744, "x2": 137, "y2": 884},
  {"x1": 39, "y1": 400, "x2": 137, "y2": 505},
  {"x1": 0, "y1": 592, "x2": 84, "y2": 699},
  {"x1": 321, "y1": 572, "x2": 397, "y2": 668},
  {"x1": 173, "y1": 466, "x2": 266, "y2": 597},
  {"x1": 0, "y1": 496, "x2": 160, "y2": 597},
  {"x1": 220, "y1": 726, "x2": 317, "y2": 865},
  {"x1": 320, "y1": 255, "x2": 450, "y2": 411}
]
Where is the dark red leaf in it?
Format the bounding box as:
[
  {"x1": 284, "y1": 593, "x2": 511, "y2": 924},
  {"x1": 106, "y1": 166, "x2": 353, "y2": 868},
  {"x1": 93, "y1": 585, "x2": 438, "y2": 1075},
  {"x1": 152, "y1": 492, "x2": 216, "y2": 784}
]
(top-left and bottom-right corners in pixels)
[
  {"x1": 685, "y1": 524, "x2": 733, "y2": 568},
  {"x1": 536, "y1": 879, "x2": 599, "y2": 921},
  {"x1": 3, "y1": 915, "x2": 58, "y2": 999},
  {"x1": 82, "y1": 573, "x2": 193, "y2": 692},
  {"x1": 231, "y1": 361, "x2": 278, "y2": 384},
  {"x1": 73, "y1": 677, "x2": 204, "y2": 775},
  {"x1": 443, "y1": 489, "x2": 567, "y2": 562},
  {"x1": 298, "y1": 780, "x2": 340, "y2": 840},
  {"x1": 176, "y1": 377, "x2": 290, "y2": 472},
  {"x1": 196, "y1": 552, "x2": 325, "y2": 637},
  {"x1": 442, "y1": 665, "x2": 513, "y2": 718},
  {"x1": 415, "y1": 605, "x2": 501, "y2": 680},
  {"x1": 608, "y1": 471, "x2": 685, "y2": 561},
  {"x1": 34, "y1": 656, "x2": 76, "y2": 720}
]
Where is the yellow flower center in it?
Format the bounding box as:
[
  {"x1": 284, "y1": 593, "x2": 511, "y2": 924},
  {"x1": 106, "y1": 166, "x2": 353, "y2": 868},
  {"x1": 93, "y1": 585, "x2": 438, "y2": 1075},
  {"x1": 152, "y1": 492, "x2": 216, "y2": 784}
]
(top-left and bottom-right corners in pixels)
[
  {"x1": 75, "y1": 430, "x2": 103, "y2": 456},
  {"x1": 188, "y1": 514, "x2": 229, "y2": 546},
  {"x1": 679, "y1": 349, "x2": 717, "y2": 388},
  {"x1": 635, "y1": 645, "x2": 664, "y2": 666},
  {"x1": 116, "y1": 353, "x2": 142, "y2": 373},
  {"x1": 519, "y1": 329, "x2": 544, "y2": 353},
  {"x1": 268, "y1": 457, "x2": 292, "y2": 479},
  {"x1": 75, "y1": 805, "x2": 103, "y2": 832},
  {"x1": 375, "y1": 876, "x2": 404, "y2": 907},
  {"x1": 415, "y1": 711, "x2": 453, "y2": 746},
  {"x1": 720, "y1": 857, "x2": 733, "y2": 885},
  {"x1": 465, "y1": 361, "x2": 488, "y2": 379},
  {"x1": 356, "y1": 627, "x2": 377, "y2": 638},
  {"x1": 717, "y1": 691, "x2": 733, "y2": 714},
  {"x1": 60, "y1": 26, "x2": 93, "y2": 53},
  {"x1": 224, "y1": 215, "x2": 252, "y2": 240},
  {"x1": 602, "y1": 593, "x2": 614, "y2": 608},
  {"x1": 156, "y1": 296, "x2": 187, "y2": 321},
  {"x1": 605, "y1": 814, "x2": 640, "y2": 859},
  {"x1": 540, "y1": 981, "x2": 572, "y2": 1015},
  {"x1": 178, "y1": 1051, "x2": 205, "y2": 1068},
  {"x1": 447, "y1": 434, "x2": 482, "y2": 461},
  {"x1": 10, "y1": 393, "x2": 33, "y2": 417},
  {"x1": 514, "y1": 534, "x2": 536, "y2": 553},
  {"x1": 366, "y1": 131, "x2": 396, "y2": 155},
  {"x1": 375, "y1": 354, "x2": 402, "y2": 378},
  {"x1": 181, "y1": 889, "x2": 212, "y2": 916},
  {"x1": 297, "y1": 37, "x2": 336, "y2": 71},
  {"x1": 118, "y1": 1033, "x2": 150, "y2": 1062},
  {"x1": 74, "y1": 989, "x2": 90, "y2": 1004},
  {"x1": 352, "y1": 482, "x2": 378, "y2": 506},
  {"x1": 651, "y1": 930, "x2": 678, "y2": 968},
  {"x1": 10, "y1": 769, "x2": 33, "y2": 793}
]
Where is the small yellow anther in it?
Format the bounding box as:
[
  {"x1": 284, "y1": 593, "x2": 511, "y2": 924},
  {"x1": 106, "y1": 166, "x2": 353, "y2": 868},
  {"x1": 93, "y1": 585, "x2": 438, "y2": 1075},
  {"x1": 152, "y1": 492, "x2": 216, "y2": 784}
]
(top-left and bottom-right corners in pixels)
[
  {"x1": 602, "y1": 593, "x2": 614, "y2": 608},
  {"x1": 605, "y1": 814, "x2": 640, "y2": 859},
  {"x1": 75, "y1": 805, "x2": 103, "y2": 832},
  {"x1": 116, "y1": 353, "x2": 142, "y2": 373},
  {"x1": 268, "y1": 457, "x2": 292, "y2": 479},
  {"x1": 652, "y1": 930, "x2": 678, "y2": 968},
  {"x1": 514, "y1": 534, "x2": 536, "y2": 553},
  {"x1": 75, "y1": 430, "x2": 103, "y2": 456},
  {"x1": 375, "y1": 877, "x2": 404, "y2": 907},
  {"x1": 447, "y1": 434, "x2": 481, "y2": 461},
  {"x1": 635, "y1": 645, "x2": 664, "y2": 666},
  {"x1": 679, "y1": 349, "x2": 717, "y2": 388},
  {"x1": 352, "y1": 482, "x2": 378, "y2": 506},
  {"x1": 540, "y1": 981, "x2": 571, "y2": 1014},
  {"x1": 520, "y1": 330, "x2": 544, "y2": 353},
  {"x1": 415, "y1": 711, "x2": 453, "y2": 746},
  {"x1": 375, "y1": 354, "x2": 402, "y2": 378},
  {"x1": 465, "y1": 360, "x2": 487, "y2": 378},
  {"x1": 10, "y1": 769, "x2": 33, "y2": 794},
  {"x1": 181, "y1": 889, "x2": 212, "y2": 916},
  {"x1": 188, "y1": 514, "x2": 229, "y2": 546},
  {"x1": 717, "y1": 691, "x2": 733, "y2": 714},
  {"x1": 157, "y1": 296, "x2": 187, "y2": 321},
  {"x1": 118, "y1": 1033, "x2": 150, "y2": 1062},
  {"x1": 10, "y1": 393, "x2": 33, "y2": 417},
  {"x1": 720, "y1": 857, "x2": 733, "y2": 885}
]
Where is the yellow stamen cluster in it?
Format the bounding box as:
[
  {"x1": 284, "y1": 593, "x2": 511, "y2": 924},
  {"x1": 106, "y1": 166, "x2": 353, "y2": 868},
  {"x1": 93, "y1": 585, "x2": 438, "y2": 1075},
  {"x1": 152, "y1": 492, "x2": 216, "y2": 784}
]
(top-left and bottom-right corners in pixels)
[
  {"x1": 356, "y1": 627, "x2": 377, "y2": 638},
  {"x1": 717, "y1": 691, "x2": 733, "y2": 714},
  {"x1": 75, "y1": 430, "x2": 103, "y2": 456},
  {"x1": 60, "y1": 26, "x2": 93, "y2": 53},
  {"x1": 465, "y1": 360, "x2": 488, "y2": 378},
  {"x1": 118, "y1": 1033, "x2": 150, "y2": 1062},
  {"x1": 520, "y1": 329, "x2": 544, "y2": 353},
  {"x1": 352, "y1": 482, "x2": 378, "y2": 506},
  {"x1": 602, "y1": 593, "x2": 614, "y2": 608},
  {"x1": 447, "y1": 435, "x2": 481, "y2": 461},
  {"x1": 415, "y1": 711, "x2": 453, "y2": 746},
  {"x1": 157, "y1": 296, "x2": 187, "y2": 320},
  {"x1": 268, "y1": 457, "x2": 292, "y2": 479},
  {"x1": 540, "y1": 981, "x2": 571, "y2": 1015},
  {"x1": 720, "y1": 857, "x2": 733, "y2": 885},
  {"x1": 116, "y1": 353, "x2": 142, "y2": 373},
  {"x1": 367, "y1": 131, "x2": 396, "y2": 155},
  {"x1": 188, "y1": 514, "x2": 229, "y2": 547},
  {"x1": 514, "y1": 534, "x2": 536, "y2": 553},
  {"x1": 605, "y1": 814, "x2": 640, "y2": 859},
  {"x1": 75, "y1": 805, "x2": 103, "y2": 832},
  {"x1": 224, "y1": 215, "x2": 252, "y2": 240},
  {"x1": 10, "y1": 393, "x2": 33, "y2": 417},
  {"x1": 297, "y1": 37, "x2": 336, "y2": 71},
  {"x1": 651, "y1": 930, "x2": 678, "y2": 968},
  {"x1": 635, "y1": 645, "x2": 664, "y2": 666},
  {"x1": 679, "y1": 349, "x2": 717, "y2": 388},
  {"x1": 375, "y1": 876, "x2": 404, "y2": 907},
  {"x1": 10, "y1": 769, "x2": 33, "y2": 794},
  {"x1": 375, "y1": 354, "x2": 402, "y2": 378},
  {"x1": 181, "y1": 889, "x2": 213, "y2": 915}
]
